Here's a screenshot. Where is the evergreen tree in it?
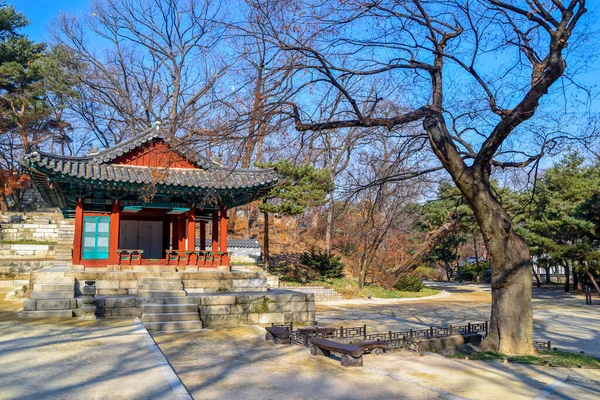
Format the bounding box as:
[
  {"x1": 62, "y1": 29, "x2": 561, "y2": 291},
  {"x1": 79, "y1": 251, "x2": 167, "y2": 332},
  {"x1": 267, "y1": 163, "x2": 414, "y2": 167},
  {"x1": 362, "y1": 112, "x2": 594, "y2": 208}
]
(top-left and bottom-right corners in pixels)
[
  {"x1": 258, "y1": 160, "x2": 332, "y2": 266},
  {"x1": 0, "y1": 3, "x2": 72, "y2": 210},
  {"x1": 516, "y1": 153, "x2": 600, "y2": 292}
]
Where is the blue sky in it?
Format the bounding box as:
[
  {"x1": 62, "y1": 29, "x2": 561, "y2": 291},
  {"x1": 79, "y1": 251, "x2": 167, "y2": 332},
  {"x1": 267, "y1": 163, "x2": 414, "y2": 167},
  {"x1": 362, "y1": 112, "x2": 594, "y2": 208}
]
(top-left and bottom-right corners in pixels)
[{"x1": 11, "y1": 0, "x2": 90, "y2": 41}]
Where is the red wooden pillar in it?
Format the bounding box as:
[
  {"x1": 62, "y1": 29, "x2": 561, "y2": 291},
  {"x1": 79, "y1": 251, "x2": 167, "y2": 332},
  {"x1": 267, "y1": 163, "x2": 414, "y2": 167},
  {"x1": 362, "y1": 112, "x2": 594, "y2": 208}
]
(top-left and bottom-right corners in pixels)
[
  {"x1": 178, "y1": 214, "x2": 187, "y2": 250},
  {"x1": 172, "y1": 216, "x2": 179, "y2": 250},
  {"x1": 199, "y1": 221, "x2": 206, "y2": 250},
  {"x1": 72, "y1": 198, "x2": 84, "y2": 265},
  {"x1": 220, "y1": 206, "x2": 229, "y2": 266},
  {"x1": 211, "y1": 211, "x2": 219, "y2": 253},
  {"x1": 188, "y1": 207, "x2": 196, "y2": 252},
  {"x1": 108, "y1": 200, "x2": 121, "y2": 264}
]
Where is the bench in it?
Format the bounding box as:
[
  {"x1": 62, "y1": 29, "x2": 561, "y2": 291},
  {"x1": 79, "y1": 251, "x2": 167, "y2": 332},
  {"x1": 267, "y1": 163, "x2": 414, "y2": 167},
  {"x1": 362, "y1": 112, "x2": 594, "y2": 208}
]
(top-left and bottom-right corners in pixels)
[
  {"x1": 265, "y1": 325, "x2": 292, "y2": 344},
  {"x1": 310, "y1": 338, "x2": 364, "y2": 367}
]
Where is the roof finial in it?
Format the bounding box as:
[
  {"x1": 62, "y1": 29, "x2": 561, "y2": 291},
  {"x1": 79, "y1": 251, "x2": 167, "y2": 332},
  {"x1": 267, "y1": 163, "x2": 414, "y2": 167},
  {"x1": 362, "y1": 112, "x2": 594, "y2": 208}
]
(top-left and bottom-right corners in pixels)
[{"x1": 154, "y1": 120, "x2": 162, "y2": 131}]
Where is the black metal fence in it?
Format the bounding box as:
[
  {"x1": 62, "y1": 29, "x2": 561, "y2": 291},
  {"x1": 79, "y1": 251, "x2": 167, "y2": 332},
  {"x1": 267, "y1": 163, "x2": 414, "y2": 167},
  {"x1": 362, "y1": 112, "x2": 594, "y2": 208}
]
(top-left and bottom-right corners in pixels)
[
  {"x1": 533, "y1": 340, "x2": 552, "y2": 351},
  {"x1": 274, "y1": 321, "x2": 489, "y2": 353}
]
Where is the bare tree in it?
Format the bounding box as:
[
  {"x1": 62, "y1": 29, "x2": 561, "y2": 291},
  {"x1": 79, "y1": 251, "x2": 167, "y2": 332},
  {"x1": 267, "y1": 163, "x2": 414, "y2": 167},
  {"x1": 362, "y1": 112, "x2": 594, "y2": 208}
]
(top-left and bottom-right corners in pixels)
[
  {"x1": 51, "y1": 0, "x2": 230, "y2": 146},
  {"x1": 345, "y1": 134, "x2": 424, "y2": 289},
  {"x1": 250, "y1": 0, "x2": 591, "y2": 354}
]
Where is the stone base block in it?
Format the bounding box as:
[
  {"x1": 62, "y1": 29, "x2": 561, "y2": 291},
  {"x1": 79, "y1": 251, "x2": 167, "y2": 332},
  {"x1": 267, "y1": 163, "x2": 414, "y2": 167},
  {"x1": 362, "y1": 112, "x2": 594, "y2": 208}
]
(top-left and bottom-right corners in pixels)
[
  {"x1": 20, "y1": 310, "x2": 74, "y2": 318},
  {"x1": 416, "y1": 334, "x2": 466, "y2": 353}
]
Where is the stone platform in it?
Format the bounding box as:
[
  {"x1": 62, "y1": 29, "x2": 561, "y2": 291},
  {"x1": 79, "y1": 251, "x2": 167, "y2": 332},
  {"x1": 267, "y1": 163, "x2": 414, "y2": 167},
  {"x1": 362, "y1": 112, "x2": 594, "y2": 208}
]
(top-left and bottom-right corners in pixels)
[{"x1": 20, "y1": 266, "x2": 315, "y2": 328}]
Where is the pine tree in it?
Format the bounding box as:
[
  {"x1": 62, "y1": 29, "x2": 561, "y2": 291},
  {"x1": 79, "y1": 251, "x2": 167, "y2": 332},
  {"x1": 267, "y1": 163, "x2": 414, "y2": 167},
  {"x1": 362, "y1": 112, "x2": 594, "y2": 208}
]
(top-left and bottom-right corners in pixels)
[{"x1": 258, "y1": 160, "x2": 332, "y2": 267}]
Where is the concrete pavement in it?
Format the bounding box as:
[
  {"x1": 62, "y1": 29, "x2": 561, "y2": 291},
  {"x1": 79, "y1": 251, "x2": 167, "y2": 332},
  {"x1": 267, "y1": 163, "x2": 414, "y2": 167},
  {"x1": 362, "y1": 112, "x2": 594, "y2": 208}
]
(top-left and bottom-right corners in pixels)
[{"x1": 0, "y1": 293, "x2": 186, "y2": 400}]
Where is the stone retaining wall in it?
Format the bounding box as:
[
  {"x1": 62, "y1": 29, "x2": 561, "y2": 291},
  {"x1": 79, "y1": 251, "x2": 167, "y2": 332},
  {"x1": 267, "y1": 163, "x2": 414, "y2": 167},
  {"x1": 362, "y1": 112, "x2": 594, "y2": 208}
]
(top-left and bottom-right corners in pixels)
[
  {"x1": 279, "y1": 285, "x2": 344, "y2": 301},
  {"x1": 0, "y1": 212, "x2": 73, "y2": 243},
  {"x1": 25, "y1": 291, "x2": 315, "y2": 325},
  {"x1": 30, "y1": 270, "x2": 269, "y2": 297},
  {"x1": 196, "y1": 291, "x2": 315, "y2": 327}
]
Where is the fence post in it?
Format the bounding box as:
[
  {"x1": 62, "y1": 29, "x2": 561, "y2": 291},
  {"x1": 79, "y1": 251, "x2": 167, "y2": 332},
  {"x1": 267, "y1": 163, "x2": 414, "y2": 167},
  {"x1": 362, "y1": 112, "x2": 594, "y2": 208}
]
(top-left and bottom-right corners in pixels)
[
  {"x1": 485, "y1": 321, "x2": 488, "y2": 337},
  {"x1": 363, "y1": 324, "x2": 367, "y2": 340},
  {"x1": 340, "y1": 326, "x2": 344, "y2": 338},
  {"x1": 547, "y1": 341, "x2": 551, "y2": 350},
  {"x1": 410, "y1": 329, "x2": 413, "y2": 338},
  {"x1": 468, "y1": 323, "x2": 471, "y2": 333},
  {"x1": 389, "y1": 331, "x2": 392, "y2": 341},
  {"x1": 449, "y1": 325, "x2": 453, "y2": 335}
]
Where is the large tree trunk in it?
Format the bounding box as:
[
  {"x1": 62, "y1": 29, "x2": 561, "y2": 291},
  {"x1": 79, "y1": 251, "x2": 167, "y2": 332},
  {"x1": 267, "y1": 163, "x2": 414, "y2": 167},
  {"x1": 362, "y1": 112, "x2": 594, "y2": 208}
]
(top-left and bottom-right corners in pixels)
[
  {"x1": 0, "y1": 173, "x2": 8, "y2": 212},
  {"x1": 533, "y1": 265, "x2": 541, "y2": 288},
  {"x1": 424, "y1": 114, "x2": 534, "y2": 354},
  {"x1": 575, "y1": 271, "x2": 582, "y2": 294},
  {"x1": 588, "y1": 272, "x2": 600, "y2": 297},
  {"x1": 444, "y1": 261, "x2": 452, "y2": 281},
  {"x1": 358, "y1": 255, "x2": 368, "y2": 290},
  {"x1": 471, "y1": 198, "x2": 534, "y2": 355},
  {"x1": 325, "y1": 196, "x2": 334, "y2": 255},
  {"x1": 263, "y1": 211, "x2": 270, "y2": 268}
]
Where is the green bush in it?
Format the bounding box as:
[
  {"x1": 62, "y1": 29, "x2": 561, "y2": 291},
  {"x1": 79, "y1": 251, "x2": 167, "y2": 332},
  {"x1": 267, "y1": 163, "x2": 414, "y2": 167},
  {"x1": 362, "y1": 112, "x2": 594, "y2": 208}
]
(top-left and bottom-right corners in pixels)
[
  {"x1": 460, "y1": 261, "x2": 490, "y2": 282},
  {"x1": 414, "y1": 265, "x2": 437, "y2": 280},
  {"x1": 394, "y1": 275, "x2": 424, "y2": 292},
  {"x1": 299, "y1": 248, "x2": 345, "y2": 279}
]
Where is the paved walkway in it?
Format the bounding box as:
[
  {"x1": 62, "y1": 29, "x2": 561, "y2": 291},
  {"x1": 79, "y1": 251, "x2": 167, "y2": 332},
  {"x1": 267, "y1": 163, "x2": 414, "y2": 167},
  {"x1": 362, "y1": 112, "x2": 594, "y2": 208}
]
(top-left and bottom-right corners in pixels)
[{"x1": 0, "y1": 294, "x2": 185, "y2": 400}]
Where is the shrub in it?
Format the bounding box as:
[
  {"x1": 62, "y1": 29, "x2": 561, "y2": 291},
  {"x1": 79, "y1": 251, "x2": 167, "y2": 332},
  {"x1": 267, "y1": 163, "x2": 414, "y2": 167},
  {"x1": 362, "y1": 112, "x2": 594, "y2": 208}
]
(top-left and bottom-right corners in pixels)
[
  {"x1": 460, "y1": 261, "x2": 490, "y2": 282},
  {"x1": 414, "y1": 265, "x2": 437, "y2": 280},
  {"x1": 394, "y1": 275, "x2": 424, "y2": 292},
  {"x1": 299, "y1": 248, "x2": 345, "y2": 279}
]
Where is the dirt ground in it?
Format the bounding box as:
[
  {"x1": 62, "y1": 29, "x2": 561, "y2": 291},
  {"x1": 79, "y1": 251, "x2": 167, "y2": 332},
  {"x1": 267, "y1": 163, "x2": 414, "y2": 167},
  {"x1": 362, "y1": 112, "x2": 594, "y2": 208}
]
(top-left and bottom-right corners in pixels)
[
  {"x1": 153, "y1": 283, "x2": 600, "y2": 400},
  {"x1": 1, "y1": 283, "x2": 599, "y2": 399}
]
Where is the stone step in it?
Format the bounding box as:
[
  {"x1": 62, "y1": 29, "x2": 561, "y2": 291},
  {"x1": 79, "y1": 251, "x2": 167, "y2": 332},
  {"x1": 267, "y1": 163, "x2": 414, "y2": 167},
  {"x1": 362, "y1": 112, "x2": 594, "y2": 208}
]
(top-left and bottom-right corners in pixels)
[
  {"x1": 33, "y1": 284, "x2": 74, "y2": 292},
  {"x1": 141, "y1": 312, "x2": 200, "y2": 323},
  {"x1": 144, "y1": 320, "x2": 203, "y2": 332},
  {"x1": 33, "y1": 278, "x2": 74, "y2": 285},
  {"x1": 138, "y1": 277, "x2": 182, "y2": 284},
  {"x1": 32, "y1": 272, "x2": 67, "y2": 279},
  {"x1": 137, "y1": 290, "x2": 186, "y2": 298},
  {"x1": 164, "y1": 297, "x2": 201, "y2": 304},
  {"x1": 138, "y1": 283, "x2": 183, "y2": 291},
  {"x1": 30, "y1": 291, "x2": 74, "y2": 300},
  {"x1": 34, "y1": 299, "x2": 74, "y2": 310},
  {"x1": 20, "y1": 310, "x2": 74, "y2": 318},
  {"x1": 142, "y1": 303, "x2": 198, "y2": 313}
]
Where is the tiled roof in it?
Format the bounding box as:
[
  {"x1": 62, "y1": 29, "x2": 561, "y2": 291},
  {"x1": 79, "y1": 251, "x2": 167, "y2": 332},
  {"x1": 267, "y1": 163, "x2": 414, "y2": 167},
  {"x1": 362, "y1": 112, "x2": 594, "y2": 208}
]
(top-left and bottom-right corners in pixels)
[
  {"x1": 22, "y1": 151, "x2": 279, "y2": 190},
  {"x1": 88, "y1": 123, "x2": 217, "y2": 169}
]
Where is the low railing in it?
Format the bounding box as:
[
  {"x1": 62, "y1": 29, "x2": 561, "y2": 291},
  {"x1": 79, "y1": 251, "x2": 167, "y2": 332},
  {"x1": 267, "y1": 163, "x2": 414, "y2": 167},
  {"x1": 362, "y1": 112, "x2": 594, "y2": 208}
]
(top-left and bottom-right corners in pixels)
[
  {"x1": 274, "y1": 321, "x2": 489, "y2": 354},
  {"x1": 533, "y1": 340, "x2": 552, "y2": 351},
  {"x1": 116, "y1": 249, "x2": 143, "y2": 265}
]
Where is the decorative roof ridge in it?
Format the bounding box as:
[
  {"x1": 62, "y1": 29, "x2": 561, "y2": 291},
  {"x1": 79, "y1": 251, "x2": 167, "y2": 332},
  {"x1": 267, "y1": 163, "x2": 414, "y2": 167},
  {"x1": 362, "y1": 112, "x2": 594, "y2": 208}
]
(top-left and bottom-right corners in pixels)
[
  {"x1": 23, "y1": 150, "x2": 93, "y2": 161},
  {"x1": 24, "y1": 151, "x2": 277, "y2": 175},
  {"x1": 85, "y1": 121, "x2": 219, "y2": 170}
]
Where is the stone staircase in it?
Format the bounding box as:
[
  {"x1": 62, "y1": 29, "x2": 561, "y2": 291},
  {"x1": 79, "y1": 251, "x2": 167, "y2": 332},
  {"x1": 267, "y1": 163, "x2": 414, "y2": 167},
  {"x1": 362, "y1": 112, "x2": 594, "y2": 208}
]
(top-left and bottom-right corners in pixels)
[
  {"x1": 138, "y1": 277, "x2": 203, "y2": 331},
  {"x1": 22, "y1": 274, "x2": 75, "y2": 317},
  {"x1": 137, "y1": 277, "x2": 186, "y2": 298},
  {"x1": 141, "y1": 301, "x2": 203, "y2": 332},
  {"x1": 280, "y1": 285, "x2": 344, "y2": 302}
]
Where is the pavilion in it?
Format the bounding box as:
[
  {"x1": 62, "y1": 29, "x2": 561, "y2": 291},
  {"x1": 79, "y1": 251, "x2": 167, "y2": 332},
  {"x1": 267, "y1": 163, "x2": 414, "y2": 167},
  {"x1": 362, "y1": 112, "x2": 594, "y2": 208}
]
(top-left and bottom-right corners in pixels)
[{"x1": 20, "y1": 122, "x2": 280, "y2": 269}]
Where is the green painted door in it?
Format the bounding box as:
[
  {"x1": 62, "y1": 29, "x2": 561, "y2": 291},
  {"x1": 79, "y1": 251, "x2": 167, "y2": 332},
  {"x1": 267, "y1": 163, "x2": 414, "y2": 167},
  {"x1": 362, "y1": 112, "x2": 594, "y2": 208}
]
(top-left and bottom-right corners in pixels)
[{"x1": 82, "y1": 216, "x2": 110, "y2": 260}]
